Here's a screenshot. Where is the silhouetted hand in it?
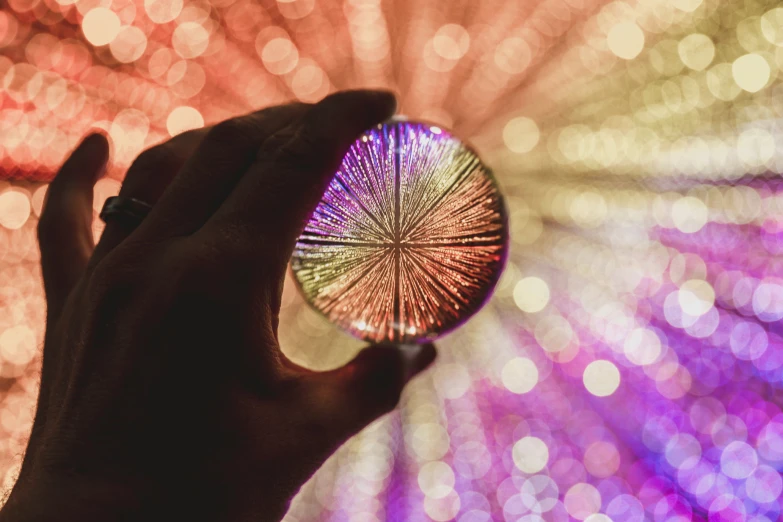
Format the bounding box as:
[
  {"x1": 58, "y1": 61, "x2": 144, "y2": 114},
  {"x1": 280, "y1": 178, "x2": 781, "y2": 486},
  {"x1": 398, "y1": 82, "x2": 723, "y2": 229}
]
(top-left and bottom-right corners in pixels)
[{"x1": 0, "y1": 91, "x2": 436, "y2": 522}]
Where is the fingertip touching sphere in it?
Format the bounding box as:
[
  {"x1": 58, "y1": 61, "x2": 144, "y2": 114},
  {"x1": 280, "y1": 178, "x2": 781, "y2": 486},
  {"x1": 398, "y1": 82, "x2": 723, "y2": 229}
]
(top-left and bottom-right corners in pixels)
[{"x1": 292, "y1": 119, "x2": 508, "y2": 343}]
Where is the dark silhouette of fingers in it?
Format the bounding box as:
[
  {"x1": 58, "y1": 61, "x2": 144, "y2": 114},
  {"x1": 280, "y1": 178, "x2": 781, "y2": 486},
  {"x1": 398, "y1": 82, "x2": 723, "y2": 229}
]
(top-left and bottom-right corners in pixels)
[
  {"x1": 202, "y1": 90, "x2": 397, "y2": 274},
  {"x1": 38, "y1": 133, "x2": 109, "y2": 319},
  {"x1": 91, "y1": 128, "x2": 209, "y2": 261},
  {"x1": 137, "y1": 103, "x2": 310, "y2": 239},
  {"x1": 301, "y1": 343, "x2": 436, "y2": 442}
]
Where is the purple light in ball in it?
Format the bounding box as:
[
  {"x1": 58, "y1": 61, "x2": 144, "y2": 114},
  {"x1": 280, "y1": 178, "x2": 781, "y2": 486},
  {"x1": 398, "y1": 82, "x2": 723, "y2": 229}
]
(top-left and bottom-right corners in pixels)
[{"x1": 292, "y1": 120, "x2": 508, "y2": 343}]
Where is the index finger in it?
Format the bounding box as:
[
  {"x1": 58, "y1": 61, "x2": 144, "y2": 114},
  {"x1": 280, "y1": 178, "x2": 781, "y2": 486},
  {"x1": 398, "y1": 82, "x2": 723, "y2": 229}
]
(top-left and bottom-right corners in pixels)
[{"x1": 200, "y1": 90, "x2": 397, "y2": 269}]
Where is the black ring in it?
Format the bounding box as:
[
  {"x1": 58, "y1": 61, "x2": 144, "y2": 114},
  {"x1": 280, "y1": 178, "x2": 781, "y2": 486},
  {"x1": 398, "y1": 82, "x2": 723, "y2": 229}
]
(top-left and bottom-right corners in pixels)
[{"x1": 99, "y1": 196, "x2": 153, "y2": 226}]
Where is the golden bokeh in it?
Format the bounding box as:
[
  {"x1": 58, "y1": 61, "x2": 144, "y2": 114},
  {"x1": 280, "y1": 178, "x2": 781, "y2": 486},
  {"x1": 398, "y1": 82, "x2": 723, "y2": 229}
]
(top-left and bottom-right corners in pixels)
[{"x1": 1, "y1": 0, "x2": 783, "y2": 520}]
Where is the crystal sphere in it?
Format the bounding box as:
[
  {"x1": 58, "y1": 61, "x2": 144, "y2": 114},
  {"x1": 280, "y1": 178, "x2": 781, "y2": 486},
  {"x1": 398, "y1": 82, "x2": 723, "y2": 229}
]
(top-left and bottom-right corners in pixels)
[{"x1": 291, "y1": 119, "x2": 508, "y2": 344}]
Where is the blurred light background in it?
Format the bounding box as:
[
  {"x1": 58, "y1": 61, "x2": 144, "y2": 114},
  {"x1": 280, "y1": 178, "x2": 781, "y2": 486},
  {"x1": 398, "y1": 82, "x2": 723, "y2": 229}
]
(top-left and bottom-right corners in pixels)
[{"x1": 1, "y1": 0, "x2": 783, "y2": 520}]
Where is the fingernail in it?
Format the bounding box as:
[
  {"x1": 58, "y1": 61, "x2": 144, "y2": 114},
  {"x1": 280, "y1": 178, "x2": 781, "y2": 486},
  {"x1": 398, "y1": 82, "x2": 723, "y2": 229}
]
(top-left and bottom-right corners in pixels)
[{"x1": 399, "y1": 343, "x2": 437, "y2": 382}]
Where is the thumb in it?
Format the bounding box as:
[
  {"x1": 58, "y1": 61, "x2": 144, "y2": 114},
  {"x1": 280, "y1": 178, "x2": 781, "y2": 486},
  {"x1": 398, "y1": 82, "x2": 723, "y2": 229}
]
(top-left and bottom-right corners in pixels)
[{"x1": 304, "y1": 343, "x2": 437, "y2": 440}]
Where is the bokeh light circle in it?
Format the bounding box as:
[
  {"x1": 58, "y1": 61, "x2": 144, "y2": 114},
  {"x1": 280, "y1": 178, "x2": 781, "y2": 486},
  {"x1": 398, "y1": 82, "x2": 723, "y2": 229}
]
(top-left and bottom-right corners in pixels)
[
  {"x1": 501, "y1": 357, "x2": 539, "y2": 394},
  {"x1": 513, "y1": 276, "x2": 550, "y2": 313},
  {"x1": 512, "y1": 436, "x2": 549, "y2": 474},
  {"x1": 583, "y1": 360, "x2": 620, "y2": 397},
  {"x1": 81, "y1": 8, "x2": 121, "y2": 46},
  {"x1": 2, "y1": 1, "x2": 783, "y2": 520},
  {"x1": 166, "y1": 106, "x2": 204, "y2": 136}
]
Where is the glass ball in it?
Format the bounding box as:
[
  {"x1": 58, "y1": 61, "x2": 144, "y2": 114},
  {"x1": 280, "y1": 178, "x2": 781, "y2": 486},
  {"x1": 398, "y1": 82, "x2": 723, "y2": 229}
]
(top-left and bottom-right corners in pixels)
[{"x1": 291, "y1": 119, "x2": 508, "y2": 344}]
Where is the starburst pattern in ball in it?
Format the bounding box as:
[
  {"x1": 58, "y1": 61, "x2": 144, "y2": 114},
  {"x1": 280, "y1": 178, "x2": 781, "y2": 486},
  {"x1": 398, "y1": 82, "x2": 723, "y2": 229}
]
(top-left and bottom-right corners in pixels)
[{"x1": 292, "y1": 120, "x2": 507, "y2": 344}]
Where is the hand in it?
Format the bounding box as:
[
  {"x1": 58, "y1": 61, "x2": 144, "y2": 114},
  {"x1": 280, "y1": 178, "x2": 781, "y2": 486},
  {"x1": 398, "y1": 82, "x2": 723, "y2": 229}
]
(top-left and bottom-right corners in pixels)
[{"x1": 1, "y1": 91, "x2": 436, "y2": 522}]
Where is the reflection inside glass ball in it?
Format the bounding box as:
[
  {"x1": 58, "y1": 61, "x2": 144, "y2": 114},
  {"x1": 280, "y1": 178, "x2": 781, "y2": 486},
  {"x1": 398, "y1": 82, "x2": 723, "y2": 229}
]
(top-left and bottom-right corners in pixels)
[{"x1": 292, "y1": 119, "x2": 508, "y2": 343}]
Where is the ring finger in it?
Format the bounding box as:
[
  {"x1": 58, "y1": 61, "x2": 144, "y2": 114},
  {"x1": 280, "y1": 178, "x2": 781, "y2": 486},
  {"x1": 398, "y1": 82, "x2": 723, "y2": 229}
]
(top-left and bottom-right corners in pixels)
[{"x1": 90, "y1": 128, "x2": 209, "y2": 264}]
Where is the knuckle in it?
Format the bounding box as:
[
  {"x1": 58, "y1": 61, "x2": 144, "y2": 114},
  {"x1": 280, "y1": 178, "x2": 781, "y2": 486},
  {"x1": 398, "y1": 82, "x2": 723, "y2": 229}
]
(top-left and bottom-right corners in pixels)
[
  {"x1": 85, "y1": 272, "x2": 136, "y2": 320},
  {"x1": 181, "y1": 228, "x2": 278, "y2": 293},
  {"x1": 130, "y1": 144, "x2": 177, "y2": 174},
  {"x1": 89, "y1": 238, "x2": 154, "y2": 289},
  {"x1": 219, "y1": 221, "x2": 279, "y2": 269},
  {"x1": 257, "y1": 133, "x2": 288, "y2": 160},
  {"x1": 159, "y1": 243, "x2": 204, "y2": 287},
  {"x1": 87, "y1": 249, "x2": 151, "y2": 307},
  {"x1": 86, "y1": 258, "x2": 122, "y2": 300},
  {"x1": 203, "y1": 226, "x2": 254, "y2": 273},
  {"x1": 207, "y1": 118, "x2": 251, "y2": 146},
  {"x1": 89, "y1": 248, "x2": 128, "y2": 285},
  {"x1": 275, "y1": 136, "x2": 321, "y2": 170},
  {"x1": 292, "y1": 125, "x2": 322, "y2": 150},
  {"x1": 158, "y1": 238, "x2": 234, "y2": 298}
]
